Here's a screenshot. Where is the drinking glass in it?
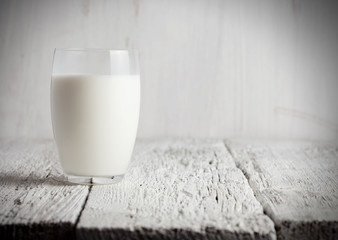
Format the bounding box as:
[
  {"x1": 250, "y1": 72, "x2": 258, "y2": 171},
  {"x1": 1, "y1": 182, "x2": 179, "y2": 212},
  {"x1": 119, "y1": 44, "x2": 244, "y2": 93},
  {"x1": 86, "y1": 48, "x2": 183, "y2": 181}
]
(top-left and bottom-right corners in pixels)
[{"x1": 51, "y1": 48, "x2": 140, "y2": 184}]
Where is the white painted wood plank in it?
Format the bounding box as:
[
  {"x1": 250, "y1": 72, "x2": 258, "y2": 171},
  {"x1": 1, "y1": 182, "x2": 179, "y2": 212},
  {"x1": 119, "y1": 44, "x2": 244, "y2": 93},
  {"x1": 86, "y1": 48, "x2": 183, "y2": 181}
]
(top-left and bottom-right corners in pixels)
[
  {"x1": 1, "y1": 0, "x2": 338, "y2": 141},
  {"x1": 227, "y1": 139, "x2": 338, "y2": 240},
  {"x1": 77, "y1": 139, "x2": 276, "y2": 239},
  {"x1": 0, "y1": 140, "x2": 89, "y2": 239}
]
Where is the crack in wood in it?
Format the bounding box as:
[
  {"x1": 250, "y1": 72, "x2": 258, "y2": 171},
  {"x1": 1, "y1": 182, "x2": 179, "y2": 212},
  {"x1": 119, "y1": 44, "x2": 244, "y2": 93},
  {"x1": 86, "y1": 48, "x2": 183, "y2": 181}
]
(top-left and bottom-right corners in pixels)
[
  {"x1": 223, "y1": 141, "x2": 278, "y2": 237},
  {"x1": 74, "y1": 185, "x2": 92, "y2": 237}
]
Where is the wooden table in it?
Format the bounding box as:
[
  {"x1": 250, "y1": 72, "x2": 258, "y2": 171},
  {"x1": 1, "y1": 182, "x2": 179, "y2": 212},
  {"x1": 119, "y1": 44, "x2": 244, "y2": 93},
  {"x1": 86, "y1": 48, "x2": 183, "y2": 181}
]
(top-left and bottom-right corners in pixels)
[{"x1": 1, "y1": 139, "x2": 337, "y2": 240}]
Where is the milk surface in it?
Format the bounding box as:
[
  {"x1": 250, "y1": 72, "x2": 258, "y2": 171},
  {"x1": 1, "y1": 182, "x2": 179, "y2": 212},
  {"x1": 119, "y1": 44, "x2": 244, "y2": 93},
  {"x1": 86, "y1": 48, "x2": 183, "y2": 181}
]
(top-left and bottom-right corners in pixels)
[{"x1": 52, "y1": 74, "x2": 140, "y2": 176}]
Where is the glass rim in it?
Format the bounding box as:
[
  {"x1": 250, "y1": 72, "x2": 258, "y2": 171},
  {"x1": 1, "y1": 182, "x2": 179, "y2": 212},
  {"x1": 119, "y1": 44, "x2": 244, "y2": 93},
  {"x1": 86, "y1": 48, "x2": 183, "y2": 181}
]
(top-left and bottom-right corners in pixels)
[{"x1": 54, "y1": 48, "x2": 138, "y2": 53}]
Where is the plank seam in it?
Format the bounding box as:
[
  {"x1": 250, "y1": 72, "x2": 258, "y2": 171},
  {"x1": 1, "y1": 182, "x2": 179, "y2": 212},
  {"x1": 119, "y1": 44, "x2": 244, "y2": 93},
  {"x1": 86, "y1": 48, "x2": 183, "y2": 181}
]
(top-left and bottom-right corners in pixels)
[
  {"x1": 222, "y1": 141, "x2": 278, "y2": 238},
  {"x1": 74, "y1": 185, "x2": 92, "y2": 239}
]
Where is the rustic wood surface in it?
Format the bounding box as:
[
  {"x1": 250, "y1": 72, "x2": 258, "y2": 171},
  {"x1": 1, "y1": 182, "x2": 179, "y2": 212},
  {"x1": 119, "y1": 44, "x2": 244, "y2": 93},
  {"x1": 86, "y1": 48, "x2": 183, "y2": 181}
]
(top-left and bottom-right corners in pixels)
[
  {"x1": 1, "y1": 139, "x2": 338, "y2": 239},
  {"x1": 227, "y1": 139, "x2": 338, "y2": 240},
  {"x1": 0, "y1": 140, "x2": 89, "y2": 240},
  {"x1": 77, "y1": 139, "x2": 275, "y2": 240}
]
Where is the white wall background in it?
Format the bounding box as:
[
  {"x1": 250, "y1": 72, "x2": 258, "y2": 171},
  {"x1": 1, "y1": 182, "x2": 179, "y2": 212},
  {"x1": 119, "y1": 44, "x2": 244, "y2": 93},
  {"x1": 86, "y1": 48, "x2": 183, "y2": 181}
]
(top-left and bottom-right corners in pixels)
[{"x1": 0, "y1": 0, "x2": 337, "y2": 140}]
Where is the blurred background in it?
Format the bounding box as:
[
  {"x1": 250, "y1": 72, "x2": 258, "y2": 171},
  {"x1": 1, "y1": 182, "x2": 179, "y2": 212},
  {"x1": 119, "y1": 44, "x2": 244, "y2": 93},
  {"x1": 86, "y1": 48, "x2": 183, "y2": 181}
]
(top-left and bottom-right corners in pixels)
[{"x1": 0, "y1": 0, "x2": 337, "y2": 140}]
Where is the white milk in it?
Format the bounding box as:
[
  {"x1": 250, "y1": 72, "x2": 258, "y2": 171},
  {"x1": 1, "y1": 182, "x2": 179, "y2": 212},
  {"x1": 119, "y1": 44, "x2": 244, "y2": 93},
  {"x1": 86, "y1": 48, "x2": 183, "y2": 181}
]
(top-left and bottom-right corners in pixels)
[{"x1": 52, "y1": 74, "x2": 140, "y2": 177}]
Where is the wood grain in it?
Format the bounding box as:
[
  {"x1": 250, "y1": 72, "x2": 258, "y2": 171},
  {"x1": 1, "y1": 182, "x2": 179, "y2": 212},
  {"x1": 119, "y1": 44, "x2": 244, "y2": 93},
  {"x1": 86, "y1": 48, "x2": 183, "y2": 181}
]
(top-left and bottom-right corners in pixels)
[
  {"x1": 227, "y1": 139, "x2": 338, "y2": 240},
  {"x1": 0, "y1": 140, "x2": 89, "y2": 240},
  {"x1": 77, "y1": 139, "x2": 276, "y2": 240},
  {"x1": 2, "y1": 139, "x2": 338, "y2": 239},
  {"x1": 0, "y1": 0, "x2": 338, "y2": 140}
]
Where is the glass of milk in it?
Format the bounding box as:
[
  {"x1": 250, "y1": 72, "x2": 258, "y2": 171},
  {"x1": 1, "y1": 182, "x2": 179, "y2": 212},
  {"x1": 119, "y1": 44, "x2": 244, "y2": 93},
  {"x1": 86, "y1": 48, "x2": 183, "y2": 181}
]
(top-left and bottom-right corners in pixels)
[{"x1": 51, "y1": 49, "x2": 140, "y2": 184}]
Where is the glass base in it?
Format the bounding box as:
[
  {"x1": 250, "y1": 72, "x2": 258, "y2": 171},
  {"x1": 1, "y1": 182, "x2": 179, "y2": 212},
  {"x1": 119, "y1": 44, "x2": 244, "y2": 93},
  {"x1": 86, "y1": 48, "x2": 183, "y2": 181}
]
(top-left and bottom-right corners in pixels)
[{"x1": 66, "y1": 174, "x2": 124, "y2": 185}]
